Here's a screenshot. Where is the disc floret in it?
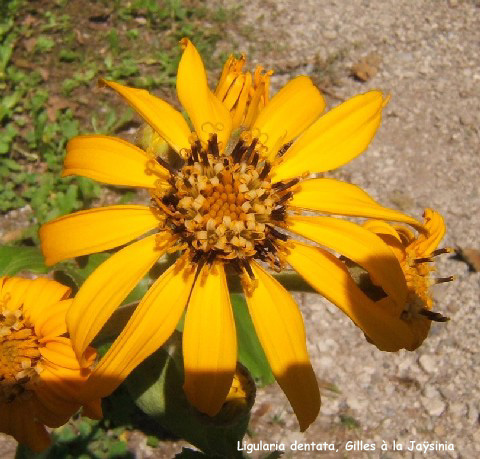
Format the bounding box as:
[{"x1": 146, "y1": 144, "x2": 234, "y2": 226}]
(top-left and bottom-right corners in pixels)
[
  {"x1": 0, "y1": 294, "x2": 42, "y2": 404},
  {"x1": 151, "y1": 133, "x2": 295, "y2": 272}
]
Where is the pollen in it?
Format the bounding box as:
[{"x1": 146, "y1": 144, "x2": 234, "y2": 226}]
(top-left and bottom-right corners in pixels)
[
  {"x1": 0, "y1": 294, "x2": 43, "y2": 403},
  {"x1": 151, "y1": 134, "x2": 294, "y2": 272}
]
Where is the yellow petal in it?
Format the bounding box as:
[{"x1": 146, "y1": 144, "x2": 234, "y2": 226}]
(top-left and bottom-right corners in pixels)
[
  {"x1": 363, "y1": 220, "x2": 406, "y2": 262},
  {"x1": 252, "y1": 76, "x2": 325, "y2": 161},
  {"x1": 287, "y1": 215, "x2": 407, "y2": 311},
  {"x1": 3, "y1": 399, "x2": 51, "y2": 452},
  {"x1": 35, "y1": 299, "x2": 72, "y2": 339},
  {"x1": 40, "y1": 205, "x2": 160, "y2": 265},
  {"x1": 0, "y1": 277, "x2": 33, "y2": 311},
  {"x1": 183, "y1": 262, "x2": 236, "y2": 416},
  {"x1": 413, "y1": 208, "x2": 446, "y2": 255},
  {"x1": 272, "y1": 91, "x2": 385, "y2": 182},
  {"x1": 245, "y1": 261, "x2": 320, "y2": 431},
  {"x1": 363, "y1": 220, "x2": 403, "y2": 242},
  {"x1": 40, "y1": 338, "x2": 82, "y2": 370},
  {"x1": 289, "y1": 178, "x2": 423, "y2": 229},
  {"x1": 80, "y1": 261, "x2": 195, "y2": 400},
  {"x1": 17, "y1": 278, "x2": 70, "y2": 324},
  {"x1": 66, "y1": 233, "x2": 169, "y2": 363},
  {"x1": 100, "y1": 80, "x2": 192, "y2": 153},
  {"x1": 62, "y1": 135, "x2": 168, "y2": 187},
  {"x1": 286, "y1": 242, "x2": 415, "y2": 351},
  {"x1": 177, "y1": 38, "x2": 232, "y2": 149}
]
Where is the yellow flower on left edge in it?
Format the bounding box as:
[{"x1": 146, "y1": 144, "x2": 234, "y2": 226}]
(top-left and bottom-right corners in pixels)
[
  {"x1": 0, "y1": 276, "x2": 101, "y2": 452},
  {"x1": 39, "y1": 38, "x2": 423, "y2": 431}
]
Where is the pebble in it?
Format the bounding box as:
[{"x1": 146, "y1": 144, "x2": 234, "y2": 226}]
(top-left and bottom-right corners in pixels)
[
  {"x1": 418, "y1": 355, "x2": 437, "y2": 374},
  {"x1": 421, "y1": 397, "x2": 446, "y2": 417}
]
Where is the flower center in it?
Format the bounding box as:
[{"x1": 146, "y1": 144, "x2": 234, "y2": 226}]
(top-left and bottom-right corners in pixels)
[
  {"x1": 0, "y1": 295, "x2": 42, "y2": 403},
  {"x1": 151, "y1": 134, "x2": 296, "y2": 272}
]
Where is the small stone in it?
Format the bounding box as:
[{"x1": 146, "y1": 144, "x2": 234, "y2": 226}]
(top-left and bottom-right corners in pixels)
[
  {"x1": 421, "y1": 396, "x2": 446, "y2": 417},
  {"x1": 467, "y1": 402, "x2": 479, "y2": 424},
  {"x1": 419, "y1": 354, "x2": 437, "y2": 374},
  {"x1": 323, "y1": 29, "x2": 337, "y2": 40},
  {"x1": 449, "y1": 402, "x2": 467, "y2": 418}
]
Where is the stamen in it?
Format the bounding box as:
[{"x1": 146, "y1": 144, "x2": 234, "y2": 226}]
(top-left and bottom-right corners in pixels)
[
  {"x1": 414, "y1": 257, "x2": 432, "y2": 264},
  {"x1": 156, "y1": 156, "x2": 177, "y2": 176},
  {"x1": 272, "y1": 178, "x2": 300, "y2": 192},
  {"x1": 259, "y1": 163, "x2": 271, "y2": 180},
  {"x1": 434, "y1": 275, "x2": 455, "y2": 284},
  {"x1": 419, "y1": 308, "x2": 450, "y2": 322},
  {"x1": 432, "y1": 248, "x2": 453, "y2": 257},
  {"x1": 208, "y1": 134, "x2": 220, "y2": 158}
]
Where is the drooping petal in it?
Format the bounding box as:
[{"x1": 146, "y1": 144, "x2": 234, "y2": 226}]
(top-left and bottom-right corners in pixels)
[
  {"x1": 272, "y1": 91, "x2": 385, "y2": 182},
  {"x1": 40, "y1": 205, "x2": 160, "y2": 265},
  {"x1": 183, "y1": 263, "x2": 237, "y2": 416},
  {"x1": 177, "y1": 38, "x2": 232, "y2": 149},
  {"x1": 79, "y1": 261, "x2": 195, "y2": 400},
  {"x1": 363, "y1": 220, "x2": 406, "y2": 262},
  {"x1": 245, "y1": 261, "x2": 320, "y2": 431},
  {"x1": 62, "y1": 135, "x2": 169, "y2": 187},
  {"x1": 252, "y1": 76, "x2": 325, "y2": 161},
  {"x1": 100, "y1": 80, "x2": 192, "y2": 153},
  {"x1": 285, "y1": 242, "x2": 416, "y2": 351},
  {"x1": 288, "y1": 178, "x2": 423, "y2": 229},
  {"x1": 66, "y1": 233, "x2": 170, "y2": 363},
  {"x1": 287, "y1": 215, "x2": 407, "y2": 311},
  {"x1": 412, "y1": 208, "x2": 446, "y2": 255}
]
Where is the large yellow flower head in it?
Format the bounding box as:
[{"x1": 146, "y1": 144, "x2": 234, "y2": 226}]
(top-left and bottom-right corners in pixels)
[
  {"x1": 362, "y1": 209, "x2": 452, "y2": 350},
  {"x1": 0, "y1": 276, "x2": 101, "y2": 452},
  {"x1": 40, "y1": 39, "x2": 422, "y2": 431}
]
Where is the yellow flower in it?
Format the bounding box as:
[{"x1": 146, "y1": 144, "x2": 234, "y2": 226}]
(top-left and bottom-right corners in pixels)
[
  {"x1": 0, "y1": 276, "x2": 101, "y2": 452},
  {"x1": 40, "y1": 39, "x2": 421, "y2": 431},
  {"x1": 361, "y1": 209, "x2": 452, "y2": 351}
]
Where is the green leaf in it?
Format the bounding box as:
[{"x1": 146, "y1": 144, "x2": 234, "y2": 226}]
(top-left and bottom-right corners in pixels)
[
  {"x1": 0, "y1": 245, "x2": 48, "y2": 276},
  {"x1": 35, "y1": 36, "x2": 55, "y2": 53},
  {"x1": 231, "y1": 294, "x2": 274, "y2": 387},
  {"x1": 127, "y1": 341, "x2": 248, "y2": 458}
]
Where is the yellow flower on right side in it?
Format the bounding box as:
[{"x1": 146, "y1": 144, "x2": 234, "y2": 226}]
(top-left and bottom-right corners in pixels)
[{"x1": 363, "y1": 208, "x2": 452, "y2": 350}]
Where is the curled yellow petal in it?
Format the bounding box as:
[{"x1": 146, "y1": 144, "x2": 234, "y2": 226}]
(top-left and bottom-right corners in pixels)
[
  {"x1": 63, "y1": 135, "x2": 168, "y2": 187},
  {"x1": 272, "y1": 91, "x2": 385, "y2": 182},
  {"x1": 245, "y1": 261, "x2": 320, "y2": 431},
  {"x1": 252, "y1": 76, "x2": 325, "y2": 161},
  {"x1": 100, "y1": 80, "x2": 192, "y2": 153},
  {"x1": 81, "y1": 261, "x2": 195, "y2": 400},
  {"x1": 286, "y1": 242, "x2": 415, "y2": 351},
  {"x1": 287, "y1": 215, "x2": 407, "y2": 311},
  {"x1": 66, "y1": 233, "x2": 169, "y2": 363},
  {"x1": 183, "y1": 262, "x2": 236, "y2": 416},
  {"x1": 289, "y1": 178, "x2": 423, "y2": 229},
  {"x1": 40, "y1": 205, "x2": 160, "y2": 265},
  {"x1": 177, "y1": 38, "x2": 232, "y2": 149}
]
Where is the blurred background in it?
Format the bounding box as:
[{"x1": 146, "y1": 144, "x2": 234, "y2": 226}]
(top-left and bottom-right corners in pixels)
[{"x1": 1, "y1": 0, "x2": 479, "y2": 457}]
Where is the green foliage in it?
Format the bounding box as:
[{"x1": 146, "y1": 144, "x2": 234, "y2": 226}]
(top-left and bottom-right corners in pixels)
[
  {"x1": 15, "y1": 417, "x2": 132, "y2": 459},
  {"x1": 1, "y1": 0, "x2": 238, "y2": 235},
  {"x1": 339, "y1": 414, "x2": 360, "y2": 429},
  {"x1": 127, "y1": 344, "x2": 249, "y2": 458},
  {"x1": 231, "y1": 294, "x2": 275, "y2": 387},
  {"x1": 0, "y1": 245, "x2": 48, "y2": 275}
]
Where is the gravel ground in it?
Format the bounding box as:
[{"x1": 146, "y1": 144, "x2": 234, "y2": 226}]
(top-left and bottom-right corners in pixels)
[
  {"x1": 218, "y1": 0, "x2": 480, "y2": 458},
  {"x1": 2, "y1": 1, "x2": 479, "y2": 458}
]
